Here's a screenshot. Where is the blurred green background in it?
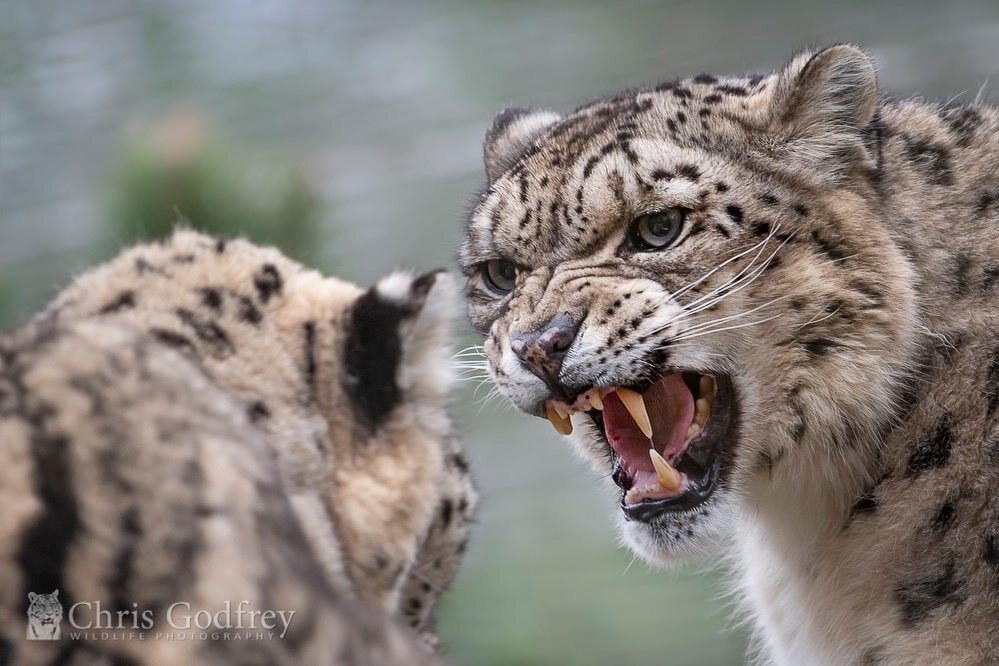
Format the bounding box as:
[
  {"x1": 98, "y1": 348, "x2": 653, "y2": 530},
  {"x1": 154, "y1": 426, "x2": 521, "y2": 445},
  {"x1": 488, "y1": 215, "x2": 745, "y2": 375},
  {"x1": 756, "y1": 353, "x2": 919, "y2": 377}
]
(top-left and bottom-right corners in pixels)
[{"x1": 3, "y1": 1, "x2": 998, "y2": 663}]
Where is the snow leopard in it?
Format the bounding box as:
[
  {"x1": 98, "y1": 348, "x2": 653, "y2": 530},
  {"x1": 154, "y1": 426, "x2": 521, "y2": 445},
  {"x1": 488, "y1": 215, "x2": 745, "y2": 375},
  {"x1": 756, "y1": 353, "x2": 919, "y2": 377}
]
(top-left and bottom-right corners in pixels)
[
  {"x1": 460, "y1": 44, "x2": 999, "y2": 664},
  {"x1": 0, "y1": 229, "x2": 476, "y2": 665}
]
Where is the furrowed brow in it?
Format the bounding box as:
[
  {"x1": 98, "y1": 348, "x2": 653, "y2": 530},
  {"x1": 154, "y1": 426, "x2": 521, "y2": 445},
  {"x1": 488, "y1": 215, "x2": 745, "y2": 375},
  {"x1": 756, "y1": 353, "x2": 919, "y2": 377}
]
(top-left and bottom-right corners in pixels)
[
  {"x1": 459, "y1": 207, "x2": 504, "y2": 264},
  {"x1": 457, "y1": 235, "x2": 496, "y2": 273}
]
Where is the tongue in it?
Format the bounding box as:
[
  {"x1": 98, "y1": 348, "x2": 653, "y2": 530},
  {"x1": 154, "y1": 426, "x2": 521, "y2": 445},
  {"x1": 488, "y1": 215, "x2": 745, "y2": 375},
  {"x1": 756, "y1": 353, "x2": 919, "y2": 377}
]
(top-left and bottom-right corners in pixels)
[{"x1": 603, "y1": 374, "x2": 695, "y2": 473}]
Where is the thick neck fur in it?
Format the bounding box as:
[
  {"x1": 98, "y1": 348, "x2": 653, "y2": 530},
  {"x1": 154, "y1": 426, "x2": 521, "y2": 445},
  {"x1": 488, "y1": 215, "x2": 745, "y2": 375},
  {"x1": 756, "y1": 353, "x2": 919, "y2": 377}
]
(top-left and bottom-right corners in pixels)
[{"x1": 736, "y1": 97, "x2": 999, "y2": 664}]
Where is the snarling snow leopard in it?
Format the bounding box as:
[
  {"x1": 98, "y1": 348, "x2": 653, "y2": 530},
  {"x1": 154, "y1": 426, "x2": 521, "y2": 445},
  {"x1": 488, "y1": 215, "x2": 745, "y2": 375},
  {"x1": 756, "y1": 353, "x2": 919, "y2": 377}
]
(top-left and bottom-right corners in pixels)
[
  {"x1": 460, "y1": 44, "x2": 999, "y2": 664},
  {"x1": 0, "y1": 230, "x2": 476, "y2": 665}
]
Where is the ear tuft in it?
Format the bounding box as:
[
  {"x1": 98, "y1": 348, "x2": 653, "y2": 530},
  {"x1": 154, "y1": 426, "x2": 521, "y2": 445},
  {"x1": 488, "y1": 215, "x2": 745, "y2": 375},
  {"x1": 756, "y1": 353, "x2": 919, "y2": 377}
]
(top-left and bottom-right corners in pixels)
[
  {"x1": 410, "y1": 268, "x2": 447, "y2": 305},
  {"x1": 483, "y1": 107, "x2": 561, "y2": 183},
  {"x1": 768, "y1": 44, "x2": 877, "y2": 177},
  {"x1": 372, "y1": 269, "x2": 453, "y2": 319},
  {"x1": 343, "y1": 270, "x2": 456, "y2": 428}
]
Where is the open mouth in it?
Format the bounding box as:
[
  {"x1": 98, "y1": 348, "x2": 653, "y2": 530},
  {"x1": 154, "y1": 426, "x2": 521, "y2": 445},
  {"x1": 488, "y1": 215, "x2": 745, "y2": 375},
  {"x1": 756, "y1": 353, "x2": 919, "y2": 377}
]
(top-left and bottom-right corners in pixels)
[{"x1": 545, "y1": 372, "x2": 736, "y2": 522}]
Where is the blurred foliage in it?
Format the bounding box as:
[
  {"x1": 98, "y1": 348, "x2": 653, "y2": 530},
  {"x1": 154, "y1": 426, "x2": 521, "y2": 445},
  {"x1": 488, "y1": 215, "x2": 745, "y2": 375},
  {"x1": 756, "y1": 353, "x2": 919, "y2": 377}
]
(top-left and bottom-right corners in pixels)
[{"x1": 102, "y1": 113, "x2": 323, "y2": 264}]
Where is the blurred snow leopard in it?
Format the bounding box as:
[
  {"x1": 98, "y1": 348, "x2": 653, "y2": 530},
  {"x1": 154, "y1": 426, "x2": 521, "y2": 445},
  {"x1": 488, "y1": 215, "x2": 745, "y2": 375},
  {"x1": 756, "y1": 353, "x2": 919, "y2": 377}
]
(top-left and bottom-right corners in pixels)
[{"x1": 0, "y1": 229, "x2": 476, "y2": 665}]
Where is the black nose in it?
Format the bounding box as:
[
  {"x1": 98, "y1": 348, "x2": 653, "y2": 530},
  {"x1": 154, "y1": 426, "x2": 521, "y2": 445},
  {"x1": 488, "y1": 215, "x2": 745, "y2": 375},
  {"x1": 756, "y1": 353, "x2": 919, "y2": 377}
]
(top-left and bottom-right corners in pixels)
[{"x1": 510, "y1": 312, "x2": 579, "y2": 386}]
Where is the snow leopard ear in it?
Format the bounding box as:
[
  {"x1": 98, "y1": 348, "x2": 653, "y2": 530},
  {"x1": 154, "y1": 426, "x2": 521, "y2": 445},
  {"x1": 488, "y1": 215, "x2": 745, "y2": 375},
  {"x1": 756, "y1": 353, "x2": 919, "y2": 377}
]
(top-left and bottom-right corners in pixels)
[
  {"x1": 483, "y1": 107, "x2": 562, "y2": 184},
  {"x1": 767, "y1": 44, "x2": 877, "y2": 177},
  {"x1": 28, "y1": 592, "x2": 37, "y2": 602},
  {"x1": 343, "y1": 270, "x2": 455, "y2": 428}
]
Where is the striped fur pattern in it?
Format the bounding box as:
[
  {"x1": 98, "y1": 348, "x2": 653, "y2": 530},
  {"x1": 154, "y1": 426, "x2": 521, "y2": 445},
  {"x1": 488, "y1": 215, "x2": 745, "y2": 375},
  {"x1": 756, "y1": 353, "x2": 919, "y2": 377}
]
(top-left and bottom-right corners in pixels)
[
  {"x1": 460, "y1": 45, "x2": 999, "y2": 663},
  {"x1": 0, "y1": 230, "x2": 476, "y2": 665}
]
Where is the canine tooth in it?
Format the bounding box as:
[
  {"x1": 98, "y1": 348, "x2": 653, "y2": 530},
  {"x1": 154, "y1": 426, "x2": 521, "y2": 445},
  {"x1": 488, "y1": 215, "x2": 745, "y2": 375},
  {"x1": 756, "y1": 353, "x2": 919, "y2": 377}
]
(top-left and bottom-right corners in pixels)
[
  {"x1": 546, "y1": 403, "x2": 573, "y2": 435},
  {"x1": 695, "y1": 398, "x2": 711, "y2": 424},
  {"x1": 616, "y1": 388, "x2": 652, "y2": 439},
  {"x1": 650, "y1": 449, "x2": 682, "y2": 491},
  {"x1": 686, "y1": 423, "x2": 700, "y2": 439},
  {"x1": 699, "y1": 375, "x2": 715, "y2": 397},
  {"x1": 552, "y1": 402, "x2": 571, "y2": 419},
  {"x1": 589, "y1": 391, "x2": 604, "y2": 411}
]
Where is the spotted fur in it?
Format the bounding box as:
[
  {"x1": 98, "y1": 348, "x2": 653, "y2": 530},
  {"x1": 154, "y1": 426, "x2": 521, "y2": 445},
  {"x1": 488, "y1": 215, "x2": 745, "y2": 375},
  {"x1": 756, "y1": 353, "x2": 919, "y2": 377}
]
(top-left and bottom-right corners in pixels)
[
  {"x1": 0, "y1": 230, "x2": 476, "y2": 664},
  {"x1": 460, "y1": 45, "x2": 999, "y2": 663}
]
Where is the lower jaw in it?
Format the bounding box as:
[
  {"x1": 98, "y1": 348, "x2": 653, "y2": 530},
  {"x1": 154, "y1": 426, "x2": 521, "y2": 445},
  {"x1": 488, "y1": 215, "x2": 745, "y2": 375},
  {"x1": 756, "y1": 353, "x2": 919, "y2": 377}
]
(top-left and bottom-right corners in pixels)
[{"x1": 620, "y1": 460, "x2": 721, "y2": 521}]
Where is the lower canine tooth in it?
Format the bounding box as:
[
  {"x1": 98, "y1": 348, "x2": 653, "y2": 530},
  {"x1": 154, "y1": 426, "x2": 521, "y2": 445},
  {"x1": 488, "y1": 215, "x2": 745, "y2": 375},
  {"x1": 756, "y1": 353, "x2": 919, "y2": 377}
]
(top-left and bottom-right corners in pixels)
[
  {"x1": 616, "y1": 388, "x2": 652, "y2": 439},
  {"x1": 686, "y1": 423, "x2": 700, "y2": 439},
  {"x1": 650, "y1": 448, "x2": 682, "y2": 491},
  {"x1": 546, "y1": 403, "x2": 573, "y2": 435},
  {"x1": 695, "y1": 398, "x2": 710, "y2": 424}
]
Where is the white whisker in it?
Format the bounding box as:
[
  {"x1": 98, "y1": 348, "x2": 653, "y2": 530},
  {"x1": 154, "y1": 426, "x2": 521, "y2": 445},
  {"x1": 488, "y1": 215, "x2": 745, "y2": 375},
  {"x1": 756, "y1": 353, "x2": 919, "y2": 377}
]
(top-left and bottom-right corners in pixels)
[
  {"x1": 621, "y1": 553, "x2": 640, "y2": 577},
  {"x1": 794, "y1": 304, "x2": 841, "y2": 331},
  {"x1": 671, "y1": 313, "x2": 784, "y2": 342},
  {"x1": 674, "y1": 227, "x2": 781, "y2": 313},
  {"x1": 667, "y1": 228, "x2": 780, "y2": 303},
  {"x1": 677, "y1": 231, "x2": 794, "y2": 320},
  {"x1": 674, "y1": 295, "x2": 790, "y2": 338}
]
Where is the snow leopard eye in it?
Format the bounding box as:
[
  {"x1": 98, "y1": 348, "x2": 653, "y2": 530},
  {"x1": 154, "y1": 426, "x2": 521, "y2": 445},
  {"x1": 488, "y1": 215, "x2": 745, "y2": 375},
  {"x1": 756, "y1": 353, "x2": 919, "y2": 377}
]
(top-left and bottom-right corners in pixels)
[
  {"x1": 484, "y1": 259, "x2": 517, "y2": 293},
  {"x1": 628, "y1": 208, "x2": 687, "y2": 251}
]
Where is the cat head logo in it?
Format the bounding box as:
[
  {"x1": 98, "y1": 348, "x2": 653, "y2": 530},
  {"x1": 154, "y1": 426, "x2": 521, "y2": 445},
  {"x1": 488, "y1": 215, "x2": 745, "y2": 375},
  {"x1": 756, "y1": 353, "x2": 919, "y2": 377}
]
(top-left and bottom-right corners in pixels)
[{"x1": 26, "y1": 590, "x2": 63, "y2": 640}]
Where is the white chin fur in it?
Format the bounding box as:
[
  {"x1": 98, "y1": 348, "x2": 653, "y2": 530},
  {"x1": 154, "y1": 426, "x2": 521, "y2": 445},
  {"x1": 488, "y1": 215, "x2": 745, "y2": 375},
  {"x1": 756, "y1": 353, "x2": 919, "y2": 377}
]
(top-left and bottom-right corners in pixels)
[
  {"x1": 619, "y1": 519, "x2": 684, "y2": 566},
  {"x1": 616, "y1": 495, "x2": 735, "y2": 568}
]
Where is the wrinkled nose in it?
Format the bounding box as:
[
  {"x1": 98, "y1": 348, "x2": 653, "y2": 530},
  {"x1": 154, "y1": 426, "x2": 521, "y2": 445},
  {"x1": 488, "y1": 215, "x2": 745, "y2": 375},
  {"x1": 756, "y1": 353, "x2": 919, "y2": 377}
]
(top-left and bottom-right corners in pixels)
[{"x1": 510, "y1": 312, "x2": 580, "y2": 386}]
